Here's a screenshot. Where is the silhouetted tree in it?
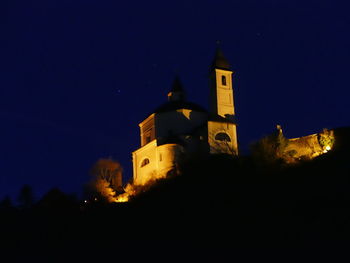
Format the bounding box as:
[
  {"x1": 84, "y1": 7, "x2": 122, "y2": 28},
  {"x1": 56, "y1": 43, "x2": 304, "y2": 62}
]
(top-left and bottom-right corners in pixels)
[
  {"x1": 0, "y1": 195, "x2": 14, "y2": 212},
  {"x1": 17, "y1": 184, "x2": 34, "y2": 209},
  {"x1": 251, "y1": 125, "x2": 289, "y2": 166},
  {"x1": 36, "y1": 188, "x2": 77, "y2": 211}
]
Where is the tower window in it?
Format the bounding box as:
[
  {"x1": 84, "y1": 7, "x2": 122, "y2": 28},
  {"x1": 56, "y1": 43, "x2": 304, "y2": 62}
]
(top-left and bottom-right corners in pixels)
[
  {"x1": 221, "y1": 75, "x2": 227, "y2": 86},
  {"x1": 215, "y1": 132, "x2": 231, "y2": 142},
  {"x1": 141, "y1": 158, "x2": 150, "y2": 167}
]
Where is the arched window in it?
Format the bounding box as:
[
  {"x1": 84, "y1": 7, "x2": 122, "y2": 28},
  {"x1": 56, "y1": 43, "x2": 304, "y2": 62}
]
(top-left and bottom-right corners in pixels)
[
  {"x1": 141, "y1": 158, "x2": 150, "y2": 167},
  {"x1": 215, "y1": 132, "x2": 231, "y2": 142},
  {"x1": 221, "y1": 75, "x2": 227, "y2": 86}
]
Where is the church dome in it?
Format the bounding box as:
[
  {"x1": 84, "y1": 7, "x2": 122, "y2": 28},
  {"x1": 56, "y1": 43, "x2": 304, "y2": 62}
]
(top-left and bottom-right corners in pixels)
[{"x1": 154, "y1": 101, "x2": 207, "y2": 114}]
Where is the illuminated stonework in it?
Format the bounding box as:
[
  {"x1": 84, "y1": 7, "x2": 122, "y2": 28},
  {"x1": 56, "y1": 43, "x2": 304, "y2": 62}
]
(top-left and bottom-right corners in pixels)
[
  {"x1": 282, "y1": 129, "x2": 335, "y2": 162},
  {"x1": 131, "y1": 48, "x2": 238, "y2": 186},
  {"x1": 132, "y1": 140, "x2": 184, "y2": 185}
]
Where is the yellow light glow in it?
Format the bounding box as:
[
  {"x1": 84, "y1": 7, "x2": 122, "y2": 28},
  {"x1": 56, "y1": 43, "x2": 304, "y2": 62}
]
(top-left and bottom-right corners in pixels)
[
  {"x1": 115, "y1": 195, "x2": 129, "y2": 203},
  {"x1": 325, "y1": 145, "x2": 331, "y2": 151}
]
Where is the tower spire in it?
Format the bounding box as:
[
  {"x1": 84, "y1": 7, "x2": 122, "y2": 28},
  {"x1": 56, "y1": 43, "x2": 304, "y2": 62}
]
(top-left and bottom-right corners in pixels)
[{"x1": 211, "y1": 47, "x2": 230, "y2": 71}]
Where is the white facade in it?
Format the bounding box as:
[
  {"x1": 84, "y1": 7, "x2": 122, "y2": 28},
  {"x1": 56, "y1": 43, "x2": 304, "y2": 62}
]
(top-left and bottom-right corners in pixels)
[
  {"x1": 132, "y1": 140, "x2": 184, "y2": 185},
  {"x1": 208, "y1": 121, "x2": 238, "y2": 155},
  {"x1": 210, "y1": 68, "x2": 235, "y2": 118},
  {"x1": 156, "y1": 109, "x2": 207, "y2": 139}
]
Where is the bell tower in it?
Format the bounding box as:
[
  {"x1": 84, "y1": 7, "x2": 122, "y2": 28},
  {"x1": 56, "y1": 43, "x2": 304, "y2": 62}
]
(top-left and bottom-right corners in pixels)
[
  {"x1": 207, "y1": 48, "x2": 238, "y2": 155},
  {"x1": 209, "y1": 48, "x2": 235, "y2": 120}
]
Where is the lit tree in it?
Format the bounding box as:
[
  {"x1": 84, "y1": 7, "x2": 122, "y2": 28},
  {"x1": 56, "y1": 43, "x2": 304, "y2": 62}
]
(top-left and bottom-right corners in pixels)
[
  {"x1": 88, "y1": 158, "x2": 123, "y2": 202},
  {"x1": 94, "y1": 179, "x2": 117, "y2": 203}
]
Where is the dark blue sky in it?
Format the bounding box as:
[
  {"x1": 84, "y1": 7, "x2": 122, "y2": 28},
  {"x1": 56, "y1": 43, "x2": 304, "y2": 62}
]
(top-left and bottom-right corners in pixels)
[{"x1": 1, "y1": 0, "x2": 349, "y2": 200}]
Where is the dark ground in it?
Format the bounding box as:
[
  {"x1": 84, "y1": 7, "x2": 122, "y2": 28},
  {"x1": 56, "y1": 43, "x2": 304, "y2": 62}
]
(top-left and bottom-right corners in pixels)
[{"x1": 1, "y1": 127, "x2": 350, "y2": 261}]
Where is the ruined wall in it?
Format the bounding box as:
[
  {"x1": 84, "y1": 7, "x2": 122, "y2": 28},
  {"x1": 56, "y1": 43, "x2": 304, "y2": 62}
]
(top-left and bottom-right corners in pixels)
[{"x1": 283, "y1": 129, "x2": 334, "y2": 162}]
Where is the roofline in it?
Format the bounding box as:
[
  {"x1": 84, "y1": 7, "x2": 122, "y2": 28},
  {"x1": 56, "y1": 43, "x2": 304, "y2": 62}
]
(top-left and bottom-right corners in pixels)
[
  {"x1": 214, "y1": 68, "x2": 234, "y2": 73},
  {"x1": 139, "y1": 113, "x2": 155, "y2": 127}
]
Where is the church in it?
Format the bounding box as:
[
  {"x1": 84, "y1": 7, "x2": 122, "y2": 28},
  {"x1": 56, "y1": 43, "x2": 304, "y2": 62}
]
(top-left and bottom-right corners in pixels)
[{"x1": 132, "y1": 49, "x2": 238, "y2": 185}]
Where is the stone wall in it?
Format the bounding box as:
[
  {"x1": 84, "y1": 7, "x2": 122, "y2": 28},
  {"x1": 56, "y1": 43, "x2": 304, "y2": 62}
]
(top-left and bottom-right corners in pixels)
[{"x1": 283, "y1": 129, "x2": 334, "y2": 162}]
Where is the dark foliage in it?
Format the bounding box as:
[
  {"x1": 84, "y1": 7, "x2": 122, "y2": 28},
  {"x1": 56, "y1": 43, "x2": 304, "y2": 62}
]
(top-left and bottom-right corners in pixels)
[
  {"x1": 17, "y1": 184, "x2": 34, "y2": 210},
  {"x1": 1, "y1": 127, "x2": 350, "y2": 259},
  {"x1": 0, "y1": 195, "x2": 14, "y2": 212}
]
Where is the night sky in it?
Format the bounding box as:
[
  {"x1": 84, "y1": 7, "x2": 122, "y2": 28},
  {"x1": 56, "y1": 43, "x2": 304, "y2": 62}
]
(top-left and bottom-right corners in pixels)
[{"x1": 1, "y1": 0, "x2": 349, "y2": 200}]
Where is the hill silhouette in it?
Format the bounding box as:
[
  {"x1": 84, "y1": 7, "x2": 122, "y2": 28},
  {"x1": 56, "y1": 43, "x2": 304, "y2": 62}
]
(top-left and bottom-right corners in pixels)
[{"x1": 1, "y1": 127, "x2": 350, "y2": 259}]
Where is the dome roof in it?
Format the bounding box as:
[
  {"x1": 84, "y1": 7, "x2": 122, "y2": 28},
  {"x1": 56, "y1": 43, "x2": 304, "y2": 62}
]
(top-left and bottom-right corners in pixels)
[{"x1": 154, "y1": 101, "x2": 207, "y2": 114}]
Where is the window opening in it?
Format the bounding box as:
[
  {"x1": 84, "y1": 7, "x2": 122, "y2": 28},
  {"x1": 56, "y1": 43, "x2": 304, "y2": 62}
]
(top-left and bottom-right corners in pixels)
[
  {"x1": 215, "y1": 132, "x2": 231, "y2": 142},
  {"x1": 141, "y1": 158, "x2": 150, "y2": 167},
  {"x1": 221, "y1": 75, "x2": 227, "y2": 86}
]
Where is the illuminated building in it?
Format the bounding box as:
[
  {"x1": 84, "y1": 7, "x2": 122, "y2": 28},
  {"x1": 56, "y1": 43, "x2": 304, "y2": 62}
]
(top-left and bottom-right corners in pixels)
[{"x1": 132, "y1": 48, "x2": 238, "y2": 185}]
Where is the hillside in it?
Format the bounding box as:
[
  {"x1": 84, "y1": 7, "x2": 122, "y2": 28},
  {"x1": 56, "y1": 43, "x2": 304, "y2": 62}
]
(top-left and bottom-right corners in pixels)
[
  {"x1": 128, "y1": 126, "x2": 350, "y2": 248},
  {"x1": 1, "y1": 127, "x2": 350, "y2": 259}
]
